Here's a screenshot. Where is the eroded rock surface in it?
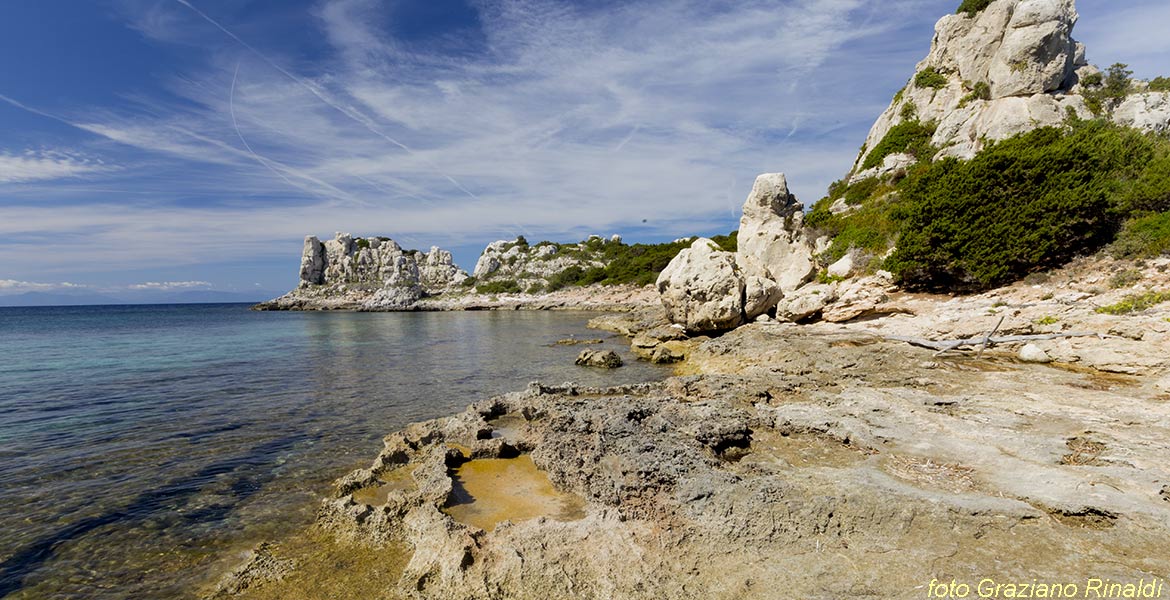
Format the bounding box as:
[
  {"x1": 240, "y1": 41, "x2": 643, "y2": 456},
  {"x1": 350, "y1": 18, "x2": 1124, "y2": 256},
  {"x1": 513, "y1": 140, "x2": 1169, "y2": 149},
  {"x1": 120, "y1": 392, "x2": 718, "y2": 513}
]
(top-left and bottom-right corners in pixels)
[{"x1": 217, "y1": 326, "x2": 1170, "y2": 600}]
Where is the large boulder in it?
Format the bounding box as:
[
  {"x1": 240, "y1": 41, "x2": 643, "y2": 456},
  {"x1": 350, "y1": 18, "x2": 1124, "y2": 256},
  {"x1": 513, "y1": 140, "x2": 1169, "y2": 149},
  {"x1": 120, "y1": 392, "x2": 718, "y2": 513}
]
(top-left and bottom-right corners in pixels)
[
  {"x1": 735, "y1": 173, "x2": 815, "y2": 294},
  {"x1": 657, "y1": 239, "x2": 748, "y2": 333}
]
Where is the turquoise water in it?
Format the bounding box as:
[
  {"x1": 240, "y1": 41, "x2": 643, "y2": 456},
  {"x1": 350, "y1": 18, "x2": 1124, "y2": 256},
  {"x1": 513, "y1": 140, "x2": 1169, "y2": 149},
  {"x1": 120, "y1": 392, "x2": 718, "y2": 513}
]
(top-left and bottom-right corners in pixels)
[{"x1": 0, "y1": 304, "x2": 668, "y2": 599}]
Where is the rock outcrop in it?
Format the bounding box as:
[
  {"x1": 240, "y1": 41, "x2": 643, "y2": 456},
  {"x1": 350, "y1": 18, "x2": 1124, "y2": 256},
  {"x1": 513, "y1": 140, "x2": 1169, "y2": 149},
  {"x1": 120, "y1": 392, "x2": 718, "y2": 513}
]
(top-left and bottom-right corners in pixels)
[
  {"x1": 736, "y1": 174, "x2": 815, "y2": 293},
  {"x1": 574, "y1": 349, "x2": 623, "y2": 369},
  {"x1": 470, "y1": 236, "x2": 618, "y2": 291},
  {"x1": 657, "y1": 174, "x2": 816, "y2": 332},
  {"x1": 853, "y1": 0, "x2": 1170, "y2": 170},
  {"x1": 855, "y1": 0, "x2": 1090, "y2": 167},
  {"x1": 256, "y1": 233, "x2": 469, "y2": 310}
]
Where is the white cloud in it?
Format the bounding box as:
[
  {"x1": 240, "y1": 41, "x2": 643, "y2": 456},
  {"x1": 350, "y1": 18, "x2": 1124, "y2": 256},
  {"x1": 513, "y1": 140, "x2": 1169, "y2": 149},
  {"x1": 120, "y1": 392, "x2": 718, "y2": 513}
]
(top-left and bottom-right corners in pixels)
[
  {"x1": 128, "y1": 281, "x2": 213, "y2": 290},
  {"x1": 5, "y1": 0, "x2": 1166, "y2": 285},
  {"x1": 0, "y1": 150, "x2": 111, "y2": 184},
  {"x1": 0, "y1": 280, "x2": 87, "y2": 293}
]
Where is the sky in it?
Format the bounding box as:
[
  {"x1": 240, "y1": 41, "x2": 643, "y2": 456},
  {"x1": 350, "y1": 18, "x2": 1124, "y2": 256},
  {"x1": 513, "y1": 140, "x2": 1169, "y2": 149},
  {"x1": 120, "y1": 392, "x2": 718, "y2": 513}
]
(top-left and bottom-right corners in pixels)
[{"x1": 1, "y1": 0, "x2": 1169, "y2": 301}]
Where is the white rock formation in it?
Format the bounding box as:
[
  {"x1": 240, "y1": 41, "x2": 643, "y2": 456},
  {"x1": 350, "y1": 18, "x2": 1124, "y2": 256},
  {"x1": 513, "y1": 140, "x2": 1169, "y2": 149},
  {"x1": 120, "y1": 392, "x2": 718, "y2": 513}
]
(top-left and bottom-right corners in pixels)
[
  {"x1": 854, "y1": 0, "x2": 1087, "y2": 168},
  {"x1": 736, "y1": 173, "x2": 814, "y2": 294},
  {"x1": 657, "y1": 239, "x2": 749, "y2": 333},
  {"x1": 1113, "y1": 93, "x2": 1170, "y2": 134},
  {"x1": 281, "y1": 232, "x2": 469, "y2": 310}
]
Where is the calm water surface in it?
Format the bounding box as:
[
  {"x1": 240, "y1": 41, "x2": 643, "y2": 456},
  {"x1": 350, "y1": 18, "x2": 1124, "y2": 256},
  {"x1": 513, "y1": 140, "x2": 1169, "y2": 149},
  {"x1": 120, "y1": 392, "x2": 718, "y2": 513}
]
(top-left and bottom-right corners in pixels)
[{"x1": 0, "y1": 304, "x2": 669, "y2": 599}]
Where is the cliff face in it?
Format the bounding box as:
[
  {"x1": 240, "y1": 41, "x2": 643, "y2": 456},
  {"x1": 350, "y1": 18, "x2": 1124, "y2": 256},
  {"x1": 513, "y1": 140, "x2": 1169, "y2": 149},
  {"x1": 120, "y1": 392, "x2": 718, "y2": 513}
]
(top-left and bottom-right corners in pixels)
[
  {"x1": 852, "y1": 0, "x2": 1169, "y2": 181},
  {"x1": 258, "y1": 233, "x2": 469, "y2": 310}
]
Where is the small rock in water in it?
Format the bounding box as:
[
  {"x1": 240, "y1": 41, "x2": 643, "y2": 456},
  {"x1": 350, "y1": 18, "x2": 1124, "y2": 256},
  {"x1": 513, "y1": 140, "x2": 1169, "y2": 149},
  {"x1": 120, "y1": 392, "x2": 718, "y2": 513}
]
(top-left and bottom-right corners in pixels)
[
  {"x1": 1018, "y1": 343, "x2": 1053, "y2": 364},
  {"x1": 575, "y1": 349, "x2": 623, "y2": 369}
]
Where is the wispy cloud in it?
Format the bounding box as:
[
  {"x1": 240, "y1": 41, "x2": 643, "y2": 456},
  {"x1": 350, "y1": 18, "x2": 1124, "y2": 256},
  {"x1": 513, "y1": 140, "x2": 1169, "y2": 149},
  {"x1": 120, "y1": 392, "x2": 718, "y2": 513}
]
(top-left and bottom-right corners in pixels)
[
  {"x1": 0, "y1": 150, "x2": 112, "y2": 184},
  {"x1": 129, "y1": 280, "x2": 212, "y2": 290},
  {"x1": 0, "y1": 279, "x2": 88, "y2": 293},
  {"x1": 5, "y1": 0, "x2": 1165, "y2": 288}
]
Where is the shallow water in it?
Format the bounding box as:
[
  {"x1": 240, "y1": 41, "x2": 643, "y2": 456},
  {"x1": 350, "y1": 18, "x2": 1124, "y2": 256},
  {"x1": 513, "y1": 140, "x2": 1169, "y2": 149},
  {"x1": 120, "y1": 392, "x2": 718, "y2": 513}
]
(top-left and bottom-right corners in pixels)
[{"x1": 0, "y1": 304, "x2": 668, "y2": 599}]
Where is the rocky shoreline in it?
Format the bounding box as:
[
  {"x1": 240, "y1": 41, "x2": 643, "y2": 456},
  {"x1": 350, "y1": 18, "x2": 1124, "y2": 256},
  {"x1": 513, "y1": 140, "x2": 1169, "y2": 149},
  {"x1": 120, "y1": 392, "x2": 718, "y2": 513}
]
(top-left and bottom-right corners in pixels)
[
  {"x1": 209, "y1": 265, "x2": 1170, "y2": 598},
  {"x1": 253, "y1": 282, "x2": 660, "y2": 313}
]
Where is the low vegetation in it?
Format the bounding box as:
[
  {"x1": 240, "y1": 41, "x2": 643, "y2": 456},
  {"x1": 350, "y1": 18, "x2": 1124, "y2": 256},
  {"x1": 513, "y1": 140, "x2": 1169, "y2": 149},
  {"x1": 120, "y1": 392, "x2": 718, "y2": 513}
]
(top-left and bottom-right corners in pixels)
[
  {"x1": 914, "y1": 67, "x2": 949, "y2": 90},
  {"x1": 1082, "y1": 63, "x2": 1134, "y2": 116},
  {"x1": 861, "y1": 120, "x2": 938, "y2": 170},
  {"x1": 1150, "y1": 77, "x2": 1170, "y2": 93},
  {"x1": 814, "y1": 118, "x2": 1170, "y2": 292},
  {"x1": 956, "y1": 0, "x2": 994, "y2": 16},
  {"x1": 1096, "y1": 291, "x2": 1170, "y2": 315},
  {"x1": 476, "y1": 279, "x2": 522, "y2": 295},
  {"x1": 958, "y1": 81, "x2": 991, "y2": 108}
]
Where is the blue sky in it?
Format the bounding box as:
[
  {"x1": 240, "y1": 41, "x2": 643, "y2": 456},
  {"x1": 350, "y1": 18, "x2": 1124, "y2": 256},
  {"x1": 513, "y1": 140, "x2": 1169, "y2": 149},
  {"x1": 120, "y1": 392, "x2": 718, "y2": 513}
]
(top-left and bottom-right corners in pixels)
[{"x1": 1, "y1": 0, "x2": 1168, "y2": 299}]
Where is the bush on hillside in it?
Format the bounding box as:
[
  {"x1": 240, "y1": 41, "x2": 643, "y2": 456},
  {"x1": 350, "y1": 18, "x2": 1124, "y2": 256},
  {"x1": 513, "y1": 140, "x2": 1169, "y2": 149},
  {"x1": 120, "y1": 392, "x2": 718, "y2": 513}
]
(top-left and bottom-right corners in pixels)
[
  {"x1": 885, "y1": 121, "x2": 1161, "y2": 291},
  {"x1": 862, "y1": 120, "x2": 938, "y2": 170},
  {"x1": 1111, "y1": 212, "x2": 1170, "y2": 259},
  {"x1": 956, "y1": 0, "x2": 993, "y2": 16},
  {"x1": 476, "y1": 279, "x2": 522, "y2": 294},
  {"x1": 1149, "y1": 77, "x2": 1170, "y2": 92},
  {"x1": 914, "y1": 67, "x2": 949, "y2": 90}
]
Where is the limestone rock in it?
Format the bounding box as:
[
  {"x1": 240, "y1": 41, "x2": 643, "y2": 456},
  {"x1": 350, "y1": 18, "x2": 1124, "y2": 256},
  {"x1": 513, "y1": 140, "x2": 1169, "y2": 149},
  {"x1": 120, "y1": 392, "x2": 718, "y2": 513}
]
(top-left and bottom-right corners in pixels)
[
  {"x1": 299, "y1": 236, "x2": 326, "y2": 287},
  {"x1": 853, "y1": 0, "x2": 1085, "y2": 172},
  {"x1": 1113, "y1": 92, "x2": 1170, "y2": 134},
  {"x1": 1018, "y1": 343, "x2": 1053, "y2": 363},
  {"x1": 266, "y1": 232, "x2": 470, "y2": 310},
  {"x1": 827, "y1": 254, "x2": 855, "y2": 279},
  {"x1": 743, "y1": 275, "x2": 783, "y2": 321},
  {"x1": 575, "y1": 349, "x2": 623, "y2": 369},
  {"x1": 987, "y1": 0, "x2": 1078, "y2": 99},
  {"x1": 735, "y1": 173, "x2": 815, "y2": 294},
  {"x1": 775, "y1": 283, "x2": 837, "y2": 323},
  {"x1": 657, "y1": 238, "x2": 747, "y2": 333}
]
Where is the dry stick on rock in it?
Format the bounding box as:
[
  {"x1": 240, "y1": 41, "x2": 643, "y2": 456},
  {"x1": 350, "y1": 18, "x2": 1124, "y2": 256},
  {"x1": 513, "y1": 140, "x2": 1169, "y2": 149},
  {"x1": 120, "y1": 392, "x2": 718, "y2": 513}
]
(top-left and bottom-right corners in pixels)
[
  {"x1": 885, "y1": 331, "x2": 1117, "y2": 355},
  {"x1": 975, "y1": 315, "x2": 1005, "y2": 359}
]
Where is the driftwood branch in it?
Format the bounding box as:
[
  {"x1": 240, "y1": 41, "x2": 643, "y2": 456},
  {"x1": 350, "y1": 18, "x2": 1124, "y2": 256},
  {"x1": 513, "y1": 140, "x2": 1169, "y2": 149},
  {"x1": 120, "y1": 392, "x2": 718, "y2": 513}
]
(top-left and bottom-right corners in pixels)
[{"x1": 885, "y1": 331, "x2": 1114, "y2": 355}]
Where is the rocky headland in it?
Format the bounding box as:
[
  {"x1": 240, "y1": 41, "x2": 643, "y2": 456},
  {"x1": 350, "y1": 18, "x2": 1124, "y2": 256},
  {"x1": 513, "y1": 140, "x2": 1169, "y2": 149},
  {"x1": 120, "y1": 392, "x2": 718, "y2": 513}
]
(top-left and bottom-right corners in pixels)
[{"x1": 219, "y1": 0, "x2": 1170, "y2": 597}]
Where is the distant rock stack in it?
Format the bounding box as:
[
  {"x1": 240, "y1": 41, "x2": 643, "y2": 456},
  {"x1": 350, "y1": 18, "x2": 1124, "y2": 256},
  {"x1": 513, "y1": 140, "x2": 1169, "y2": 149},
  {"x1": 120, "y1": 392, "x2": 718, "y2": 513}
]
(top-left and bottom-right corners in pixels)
[{"x1": 259, "y1": 232, "x2": 469, "y2": 310}]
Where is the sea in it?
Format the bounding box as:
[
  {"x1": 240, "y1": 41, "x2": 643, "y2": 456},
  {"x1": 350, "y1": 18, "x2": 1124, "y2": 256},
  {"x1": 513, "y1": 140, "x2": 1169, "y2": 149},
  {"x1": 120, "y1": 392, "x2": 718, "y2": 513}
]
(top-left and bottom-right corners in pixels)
[{"x1": 0, "y1": 304, "x2": 670, "y2": 599}]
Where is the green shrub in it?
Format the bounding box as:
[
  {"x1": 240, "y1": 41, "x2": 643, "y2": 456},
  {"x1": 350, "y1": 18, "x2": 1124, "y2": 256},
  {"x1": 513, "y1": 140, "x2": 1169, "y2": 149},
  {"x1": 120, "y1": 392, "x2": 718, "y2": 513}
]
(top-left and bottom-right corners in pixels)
[
  {"x1": 959, "y1": 81, "x2": 991, "y2": 107},
  {"x1": 1096, "y1": 291, "x2": 1170, "y2": 315},
  {"x1": 476, "y1": 279, "x2": 521, "y2": 294},
  {"x1": 844, "y1": 177, "x2": 882, "y2": 206},
  {"x1": 460, "y1": 276, "x2": 477, "y2": 287},
  {"x1": 1111, "y1": 212, "x2": 1170, "y2": 258},
  {"x1": 355, "y1": 238, "x2": 370, "y2": 249},
  {"x1": 862, "y1": 120, "x2": 938, "y2": 170},
  {"x1": 956, "y1": 0, "x2": 993, "y2": 16},
  {"x1": 885, "y1": 121, "x2": 1160, "y2": 291},
  {"x1": 1035, "y1": 315, "x2": 1059, "y2": 325},
  {"x1": 1149, "y1": 77, "x2": 1170, "y2": 92},
  {"x1": 711, "y1": 231, "x2": 738, "y2": 253},
  {"x1": 900, "y1": 101, "x2": 918, "y2": 121},
  {"x1": 1082, "y1": 64, "x2": 1133, "y2": 116},
  {"x1": 1108, "y1": 269, "x2": 1143, "y2": 289},
  {"x1": 808, "y1": 189, "x2": 902, "y2": 265},
  {"x1": 914, "y1": 67, "x2": 948, "y2": 90},
  {"x1": 526, "y1": 282, "x2": 546, "y2": 294}
]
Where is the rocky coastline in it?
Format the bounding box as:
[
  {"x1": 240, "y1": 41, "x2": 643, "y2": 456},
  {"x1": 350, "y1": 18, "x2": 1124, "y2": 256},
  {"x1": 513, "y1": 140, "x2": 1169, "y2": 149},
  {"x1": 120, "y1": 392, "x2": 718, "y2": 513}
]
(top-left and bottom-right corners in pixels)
[{"x1": 218, "y1": 1, "x2": 1170, "y2": 597}]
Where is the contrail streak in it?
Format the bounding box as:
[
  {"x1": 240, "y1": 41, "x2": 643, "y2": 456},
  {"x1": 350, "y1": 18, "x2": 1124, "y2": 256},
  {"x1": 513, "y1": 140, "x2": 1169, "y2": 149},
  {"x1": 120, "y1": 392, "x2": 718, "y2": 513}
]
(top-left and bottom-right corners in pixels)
[
  {"x1": 229, "y1": 62, "x2": 365, "y2": 205},
  {"x1": 174, "y1": 0, "x2": 496, "y2": 209}
]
